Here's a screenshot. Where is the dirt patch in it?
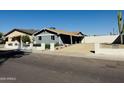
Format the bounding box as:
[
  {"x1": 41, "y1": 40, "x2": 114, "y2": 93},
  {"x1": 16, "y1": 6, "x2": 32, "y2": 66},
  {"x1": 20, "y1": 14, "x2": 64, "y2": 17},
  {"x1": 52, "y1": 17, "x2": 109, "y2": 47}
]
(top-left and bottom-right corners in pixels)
[{"x1": 56, "y1": 43, "x2": 94, "y2": 54}]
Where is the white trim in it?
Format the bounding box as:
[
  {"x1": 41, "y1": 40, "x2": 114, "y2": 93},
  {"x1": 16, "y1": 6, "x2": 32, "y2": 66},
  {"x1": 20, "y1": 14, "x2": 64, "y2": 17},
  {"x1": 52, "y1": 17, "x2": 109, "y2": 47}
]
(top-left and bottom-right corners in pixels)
[
  {"x1": 70, "y1": 36, "x2": 72, "y2": 44},
  {"x1": 37, "y1": 33, "x2": 54, "y2": 36}
]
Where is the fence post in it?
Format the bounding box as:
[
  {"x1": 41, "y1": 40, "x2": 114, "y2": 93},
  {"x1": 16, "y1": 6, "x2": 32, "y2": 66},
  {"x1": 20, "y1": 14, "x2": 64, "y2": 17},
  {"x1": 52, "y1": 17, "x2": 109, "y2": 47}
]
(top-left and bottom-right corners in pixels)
[
  {"x1": 41, "y1": 43, "x2": 45, "y2": 50},
  {"x1": 95, "y1": 43, "x2": 100, "y2": 54},
  {"x1": 30, "y1": 43, "x2": 33, "y2": 49},
  {"x1": 50, "y1": 43, "x2": 55, "y2": 51}
]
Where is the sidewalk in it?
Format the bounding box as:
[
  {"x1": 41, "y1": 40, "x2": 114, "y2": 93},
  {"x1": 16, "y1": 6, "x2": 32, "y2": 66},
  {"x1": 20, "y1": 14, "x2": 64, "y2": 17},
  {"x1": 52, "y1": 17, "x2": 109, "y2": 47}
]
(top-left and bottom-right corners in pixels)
[
  {"x1": 32, "y1": 50, "x2": 124, "y2": 61},
  {"x1": 1, "y1": 47, "x2": 124, "y2": 61}
]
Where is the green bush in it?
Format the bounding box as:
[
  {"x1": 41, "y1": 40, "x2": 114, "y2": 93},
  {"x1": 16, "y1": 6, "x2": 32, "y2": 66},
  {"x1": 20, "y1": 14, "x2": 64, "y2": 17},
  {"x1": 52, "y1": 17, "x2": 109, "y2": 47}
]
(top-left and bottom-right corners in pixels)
[
  {"x1": 45, "y1": 44, "x2": 50, "y2": 49},
  {"x1": 22, "y1": 35, "x2": 31, "y2": 44}
]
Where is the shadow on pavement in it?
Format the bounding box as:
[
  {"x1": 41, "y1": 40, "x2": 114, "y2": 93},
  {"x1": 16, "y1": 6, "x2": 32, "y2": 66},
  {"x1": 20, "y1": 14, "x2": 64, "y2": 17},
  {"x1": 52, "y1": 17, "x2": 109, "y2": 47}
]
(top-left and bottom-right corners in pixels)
[
  {"x1": 90, "y1": 50, "x2": 95, "y2": 53},
  {"x1": 0, "y1": 50, "x2": 30, "y2": 65}
]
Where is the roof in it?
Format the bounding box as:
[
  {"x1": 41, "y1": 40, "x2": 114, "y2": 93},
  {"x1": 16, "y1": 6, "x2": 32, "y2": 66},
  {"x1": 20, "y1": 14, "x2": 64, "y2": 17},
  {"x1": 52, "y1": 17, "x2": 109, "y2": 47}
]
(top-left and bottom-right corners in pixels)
[
  {"x1": 34, "y1": 28, "x2": 84, "y2": 37},
  {"x1": 4, "y1": 28, "x2": 39, "y2": 36}
]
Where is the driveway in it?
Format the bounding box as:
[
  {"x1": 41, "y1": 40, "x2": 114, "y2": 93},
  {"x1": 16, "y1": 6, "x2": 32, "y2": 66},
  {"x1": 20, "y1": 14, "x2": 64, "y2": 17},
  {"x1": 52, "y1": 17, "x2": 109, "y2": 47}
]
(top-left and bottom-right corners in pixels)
[{"x1": 0, "y1": 52, "x2": 124, "y2": 83}]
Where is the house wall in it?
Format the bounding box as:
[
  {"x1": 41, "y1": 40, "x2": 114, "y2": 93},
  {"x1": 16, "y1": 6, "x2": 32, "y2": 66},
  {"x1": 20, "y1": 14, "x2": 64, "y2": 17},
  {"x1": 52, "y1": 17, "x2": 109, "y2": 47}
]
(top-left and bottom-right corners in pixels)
[
  {"x1": 5, "y1": 30, "x2": 33, "y2": 43},
  {"x1": 34, "y1": 31, "x2": 63, "y2": 44},
  {"x1": 82, "y1": 35, "x2": 119, "y2": 44}
]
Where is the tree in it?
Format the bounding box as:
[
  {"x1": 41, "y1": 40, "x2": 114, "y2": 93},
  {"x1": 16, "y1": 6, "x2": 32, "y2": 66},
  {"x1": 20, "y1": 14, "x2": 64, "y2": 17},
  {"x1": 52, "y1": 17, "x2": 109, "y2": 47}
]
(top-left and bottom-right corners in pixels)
[
  {"x1": 0, "y1": 32, "x2": 3, "y2": 38},
  {"x1": 21, "y1": 35, "x2": 31, "y2": 44},
  {"x1": 117, "y1": 11, "x2": 123, "y2": 44},
  {"x1": 118, "y1": 11, "x2": 123, "y2": 34},
  {"x1": 122, "y1": 20, "x2": 124, "y2": 33}
]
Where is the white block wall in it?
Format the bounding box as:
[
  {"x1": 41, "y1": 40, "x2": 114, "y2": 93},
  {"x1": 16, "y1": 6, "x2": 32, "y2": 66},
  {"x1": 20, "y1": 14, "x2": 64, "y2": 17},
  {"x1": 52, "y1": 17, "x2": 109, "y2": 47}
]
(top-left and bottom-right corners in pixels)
[
  {"x1": 82, "y1": 35, "x2": 119, "y2": 44},
  {"x1": 95, "y1": 43, "x2": 124, "y2": 55},
  {"x1": 32, "y1": 43, "x2": 45, "y2": 50},
  {"x1": 4, "y1": 41, "x2": 20, "y2": 49},
  {"x1": 50, "y1": 43, "x2": 55, "y2": 51}
]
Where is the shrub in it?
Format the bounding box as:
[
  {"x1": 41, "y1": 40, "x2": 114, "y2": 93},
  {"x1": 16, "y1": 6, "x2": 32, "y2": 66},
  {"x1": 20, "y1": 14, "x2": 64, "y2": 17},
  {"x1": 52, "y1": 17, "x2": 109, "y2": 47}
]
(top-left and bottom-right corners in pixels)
[
  {"x1": 45, "y1": 44, "x2": 50, "y2": 49},
  {"x1": 22, "y1": 35, "x2": 31, "y2": 44}
]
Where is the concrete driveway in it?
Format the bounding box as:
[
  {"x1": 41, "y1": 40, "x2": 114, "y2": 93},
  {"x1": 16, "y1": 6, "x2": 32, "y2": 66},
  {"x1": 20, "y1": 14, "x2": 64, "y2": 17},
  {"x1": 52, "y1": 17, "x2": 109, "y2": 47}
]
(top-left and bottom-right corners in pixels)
[{"x1": 0, "y1": 52, "x2": 124, "y2": 83}]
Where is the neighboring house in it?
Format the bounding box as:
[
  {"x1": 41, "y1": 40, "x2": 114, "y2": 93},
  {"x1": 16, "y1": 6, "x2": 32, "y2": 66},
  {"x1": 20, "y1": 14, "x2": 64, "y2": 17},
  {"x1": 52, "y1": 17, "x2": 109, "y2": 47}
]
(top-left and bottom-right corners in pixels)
[
  {"x1": 4, "y1": 28, "x2": 38, "y2": 49},
  {"x1": 4, "y1": 28, "x2": 38, "y2": 43},
  {"x1": 34, "y1": 28, "x2": 84, "y2": 45}
]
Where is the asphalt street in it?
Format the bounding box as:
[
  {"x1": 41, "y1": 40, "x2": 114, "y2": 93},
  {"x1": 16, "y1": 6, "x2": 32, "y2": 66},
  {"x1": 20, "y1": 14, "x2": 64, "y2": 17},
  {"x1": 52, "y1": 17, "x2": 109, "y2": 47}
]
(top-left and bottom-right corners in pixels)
[{"x1": 0, "y1": 51, "x2": 124, "y2": 83}]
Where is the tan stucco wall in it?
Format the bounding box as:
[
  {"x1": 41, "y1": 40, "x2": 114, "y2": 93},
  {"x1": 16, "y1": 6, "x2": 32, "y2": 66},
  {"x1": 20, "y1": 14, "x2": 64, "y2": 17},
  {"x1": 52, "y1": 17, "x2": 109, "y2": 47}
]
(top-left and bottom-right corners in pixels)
[
  {"x1": 82, "y1": 35, "x2": 119, "y2": 44},
  {"x1": 5, "y1": 30, "x2": 33, "y2": 43}
]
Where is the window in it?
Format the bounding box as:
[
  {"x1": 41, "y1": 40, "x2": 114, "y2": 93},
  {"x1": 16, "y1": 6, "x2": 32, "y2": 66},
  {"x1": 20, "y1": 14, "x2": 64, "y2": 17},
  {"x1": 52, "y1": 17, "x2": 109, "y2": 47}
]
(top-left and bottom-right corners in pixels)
[
  {"x1": 51, "y1": 36, "x2": 55, "y2": 40},
  {"x1": 38, "y1": 36, "x2": 42, "y2": 40}
]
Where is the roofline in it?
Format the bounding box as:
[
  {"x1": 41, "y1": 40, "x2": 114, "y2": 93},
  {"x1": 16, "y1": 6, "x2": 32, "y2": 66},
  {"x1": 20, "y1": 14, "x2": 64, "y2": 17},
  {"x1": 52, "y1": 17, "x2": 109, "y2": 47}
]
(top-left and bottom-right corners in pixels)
[
  {"x1": 34, "y1": 28, "x2": 85, "y2": 36},
  {"x1": 4, "y1": 28, "x2": 34, "y2": 37},
  {"x1": 33, "y1": 29, "x2": 45, "y2": 36},
  {"x1": 34, "y1": 29, "x2": 58, "y2": 36},
  {"x1": 78, "y1": 32, "x2": 85, "y2": 36}
]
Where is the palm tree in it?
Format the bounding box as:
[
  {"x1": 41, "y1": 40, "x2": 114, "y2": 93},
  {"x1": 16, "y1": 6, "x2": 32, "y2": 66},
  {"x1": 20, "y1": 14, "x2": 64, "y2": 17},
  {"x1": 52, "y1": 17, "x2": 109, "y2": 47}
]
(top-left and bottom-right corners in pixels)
[
  {"x1": 118, "y1": 11, "x2": 123, "y2": 33},
  {"x1": 117, "y1": 11, "x2": 123, "y2": 44}
]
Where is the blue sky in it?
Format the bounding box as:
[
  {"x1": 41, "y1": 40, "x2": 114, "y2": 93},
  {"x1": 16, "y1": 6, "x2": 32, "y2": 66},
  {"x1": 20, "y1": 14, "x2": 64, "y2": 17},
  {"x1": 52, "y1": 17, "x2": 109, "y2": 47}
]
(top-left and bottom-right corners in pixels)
[{"x1": 0, "y1": 10, "x2": 121, "y2": 35}]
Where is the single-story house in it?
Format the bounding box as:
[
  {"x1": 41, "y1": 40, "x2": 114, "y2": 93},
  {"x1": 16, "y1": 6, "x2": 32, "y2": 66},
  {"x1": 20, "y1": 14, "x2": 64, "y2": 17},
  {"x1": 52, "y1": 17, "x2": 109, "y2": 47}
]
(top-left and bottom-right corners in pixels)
[
  {"x1": 4, "y1": 28, "x2": 38, "y2": 43},
  {"x1": 34, "y1": 28, "x2": 84, "y2": 45}
]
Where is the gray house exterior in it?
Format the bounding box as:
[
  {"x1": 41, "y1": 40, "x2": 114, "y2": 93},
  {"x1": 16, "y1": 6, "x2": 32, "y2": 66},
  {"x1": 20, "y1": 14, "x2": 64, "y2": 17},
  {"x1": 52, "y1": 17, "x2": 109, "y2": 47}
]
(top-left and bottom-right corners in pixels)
[
  {"x1": 34, "y1": 31, "x2": 63, "y2": 44},
  {"x1": 34, "y1": 28, "x2": 84, "y2": 45}
]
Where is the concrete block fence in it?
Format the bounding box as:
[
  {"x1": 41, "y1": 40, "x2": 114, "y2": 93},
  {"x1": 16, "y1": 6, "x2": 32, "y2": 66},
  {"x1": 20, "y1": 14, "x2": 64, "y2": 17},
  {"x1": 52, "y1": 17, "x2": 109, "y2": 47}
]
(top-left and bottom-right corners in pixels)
[
  {"x1": 5, "y1": 42, "x2": 55, "y2": 51},
  {"x1": 95, "y1": 43, "x2": 124, "y2": 55}
]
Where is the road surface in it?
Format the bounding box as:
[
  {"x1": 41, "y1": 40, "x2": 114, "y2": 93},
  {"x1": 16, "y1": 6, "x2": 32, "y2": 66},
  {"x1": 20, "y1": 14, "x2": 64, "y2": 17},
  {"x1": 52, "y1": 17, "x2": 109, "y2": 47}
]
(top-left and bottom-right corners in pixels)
[{"x1": 0, "y1": 51, "x2": 124, "y2": 83}]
